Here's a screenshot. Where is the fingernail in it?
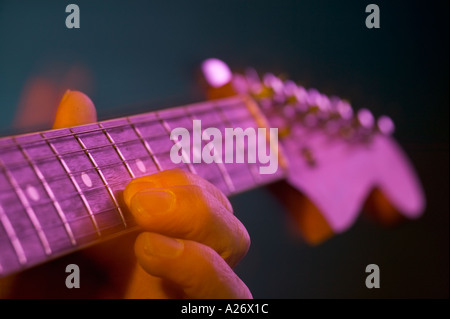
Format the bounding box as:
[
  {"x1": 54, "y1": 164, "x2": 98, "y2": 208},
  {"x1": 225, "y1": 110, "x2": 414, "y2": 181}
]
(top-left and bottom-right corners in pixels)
[
  {"x1": 124, "y1": 182, "x2": 158, "y2": 207},
  {"x1": 143, "y1": 233, "x2": 184, "y2": 258},
  {"x1": 131, "y1": 189, "x2": 175, "y2": 217},
  {"x1": 61, "y1": 89, "x2": 71, "y2": 103}
]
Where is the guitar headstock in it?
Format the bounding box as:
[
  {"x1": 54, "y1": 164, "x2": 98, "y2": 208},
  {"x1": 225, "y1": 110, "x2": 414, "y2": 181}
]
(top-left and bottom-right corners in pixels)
[{"x1": 201, "y1": 58, "x2": 426, "y2": 244}]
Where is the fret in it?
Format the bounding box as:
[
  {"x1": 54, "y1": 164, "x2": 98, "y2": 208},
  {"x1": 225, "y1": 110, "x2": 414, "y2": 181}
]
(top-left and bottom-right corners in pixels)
[
  {"x1": 4, "y1": 140, "x2": 73, "y2": 255},
  {"x1": 0, "y1": 214, "x2": 17, "y2": 275},
  {"x1": 127, "y1": 116, "x2": 163, "y2": 172},
  {"x1": 0, "y1": 202, "x2": 26, "y2": 267},
  {"x1": 0, "y1": 185, "x2": 46, "y2": 265},
  {"x1": 220, "y1": 102, "x2": 253, "y2": 122},
  {"x1": 100, "y1": 119, "x2": 136, "y2": 179},
  {"x1": 159, "y1": 109, "x2": 197, "y2": 175},
  {"x1": 153, "y1": 153, "x2": 189, "y2": 171},
  {"x1": 189, "y1": 108, "x2": 223, "y2": 126},
  {"x1": 44, "y1": 129, "x2": 102, "y2": 239},
  {"x1": 0, "y1": 142, "x2": 53, "y2": 256},
  {"x1": 70, "y1": 126, "x2": 128, "y2": 229},
  {"x1": 111, "y1": 140, "x2": 159, "y2": 177},
  {"x1": 0, "y1": 168, "x2": 41, "y2": 264},
  {"x1": 16, "y1": 134, "x2": 77, "y2": 247},
  {"x1": 191, "y1": 160, "x2": 231, "y2": 195},
  {"x1": 0, "y1": 161, "x2": 52, "y2": 255},
  {"x1": 213, "y1": 99, "x2": 267, "y2": 194},
  {"x1": 184, "y1": 107, "x2": 236, "y2": 195},
  {"x1": 0, "y1": 95, "x2": 287, "y2": 277},
  {"x1": 224, "y1": 116, "x2": 262, "y2": 183},
  {"x1": 217, "y1": 97, "x2": 284, "y2": 185},
  {"x1": 131, "y1": 114, "x2": 167, "y2": 140}
]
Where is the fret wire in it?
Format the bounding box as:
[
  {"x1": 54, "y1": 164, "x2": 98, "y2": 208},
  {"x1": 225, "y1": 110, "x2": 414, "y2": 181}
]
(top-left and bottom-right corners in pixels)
[
  {"x1": 156, "y1": 109, "x2": 197, "y2": 175},
  {"x1": 126, "y1": 117, "x2": 163, "y2": 172},
  {"x1": 44, "y1": 133, "x2": 102, "y2": 238},
  {"x1": 3, "y1": 110, "x2": 259, "y2": 201},
  {"x1": 13, "y1": 136, "x2": 78, "y2": 247},
  {"x1": 70, "y1": 129, "x2": 128, "y2": 228},
  {"x1": 0, "y1": 97, "x2": 248, "y2": 151},
  {"x1": 0, "y1": 172, "x2": 227, "y2": 242},
  {"x1": 0, "y1": 202, "x2": 27, "y2": 265},
  {"x1": 6, "y1": 173, "x2": 131, "y2": 212},
  {"x1": 214, "y1": 104, "x2": 263, "y2": 186},
  {"x1": 2, "y1": 113, "x2": 254, "y2": 172},
  {"x1": 0, "y1": 219, "x2": 139, "y2": 245},
  {"x1": 8, "y1": 154, "x2": 153, "y2": 194},
  {"x1": 184, "y1": 106, "x2": 235, "y2": 195},
  {"x1": 99, "y1": 123, "x2": 136, "y2": 179},
  {"x1": 0, "y1": 156, "x2": 52, "y2": 256}
]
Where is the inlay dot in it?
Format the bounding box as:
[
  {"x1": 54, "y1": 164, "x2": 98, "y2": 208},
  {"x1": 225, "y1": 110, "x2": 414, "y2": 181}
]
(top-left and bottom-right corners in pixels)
[
  {"x1": 81, "y1": 172, "x2": 93, "y2": 187},
  {"x1": 26, "y1": 185, "x2": 40, "y2": 202},
  {"x1": 136, "y1": 159, "x2": 146, "y2": 173}
]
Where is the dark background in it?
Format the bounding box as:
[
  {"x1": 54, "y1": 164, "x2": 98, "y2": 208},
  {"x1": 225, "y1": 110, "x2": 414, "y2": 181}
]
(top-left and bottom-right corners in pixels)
[{"x1": 0, "y1": 0, "x2": 448, "y2": 298}]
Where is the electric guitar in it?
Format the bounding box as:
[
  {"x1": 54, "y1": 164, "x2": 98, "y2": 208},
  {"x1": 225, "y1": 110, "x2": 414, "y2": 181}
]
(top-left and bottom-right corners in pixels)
[{"x1": 0, "y1": 59, "x2": 425, "y2": 278}]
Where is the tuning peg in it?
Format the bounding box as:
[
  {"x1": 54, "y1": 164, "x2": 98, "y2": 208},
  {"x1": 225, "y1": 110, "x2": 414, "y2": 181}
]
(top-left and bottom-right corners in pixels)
[
  {"x1": 283, "y1": 80, "x2": 298, "y2": 96},
  {"x1": 377, "y1": 115, "x2": 395, "y2": 135},
  {"x1": 293, "y1": 85, "x2": 309, "y2": 107},
  {"x1": 357, "y1": 108, "x2": 375, "y2": 129},
  {"x1": 231, "y1": 73, "x2": 249, "y2": 94},
  {"x1": 245, "y1": 68, "x2": 263, "y2": 94},
  {"x1": 306, "y1": 88, "x2": 320, "y2": 106},
  {"x1": 263, "y1": 73, "x2": 284, "y2": 95},
  {"x1": 336, "y1": 100, "x2": 353, "y2": 120}
]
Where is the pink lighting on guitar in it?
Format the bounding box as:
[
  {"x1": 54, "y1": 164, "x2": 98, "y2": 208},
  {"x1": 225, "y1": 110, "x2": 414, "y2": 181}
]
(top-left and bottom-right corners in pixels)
[
  {"x1": 357, "y1": 108, "x2": 375, "y2": 129},
  {"x1": 201, "y1": 58, "x2": 232, "y2": 88},
  {"x1": 336, "y1": 100, "x2": 353, "y2": 120},
  {"x1": 377, "y1": 115, "x2": 395, "y2": 135}
]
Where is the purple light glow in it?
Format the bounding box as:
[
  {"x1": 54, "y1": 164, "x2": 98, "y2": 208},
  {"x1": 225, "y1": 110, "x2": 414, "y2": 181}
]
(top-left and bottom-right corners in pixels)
[
  {"x1": 336, "y1": 100, "x2": 353, "y2": 120},
  {"x1": 357, "y1": 108, "x2": 374, "y2": 129},
  {"x1": 263, "y1": 73, "x2": 284, "y2": 94},
  {"x1": 377, "y1": 115, "x2": 395, "y2": 135},
  {"x1": 201, "y1": 58, "x2": 232, "y2": 88}
]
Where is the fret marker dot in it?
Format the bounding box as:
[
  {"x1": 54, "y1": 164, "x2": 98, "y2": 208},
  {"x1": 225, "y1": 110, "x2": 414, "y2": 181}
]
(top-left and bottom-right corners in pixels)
[
  {"x1": 136, "y1": 159, "x2": 146, "y2": 173},
  {"x1": 26, "y1": 185, "x2": 40, "y2": 202},
  {"x1": 81, "y1": 172, "x2": 93, "y2": 188}
]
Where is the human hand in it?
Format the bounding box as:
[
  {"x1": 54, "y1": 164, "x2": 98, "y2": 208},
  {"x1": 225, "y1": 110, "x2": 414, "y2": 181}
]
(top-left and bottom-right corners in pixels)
[
  {"x1": 123, "y1": 169, "x2": 252, "y2": 298},
  {"x1": 2, "y1": 90, "x2": 252, "y2": 299}
]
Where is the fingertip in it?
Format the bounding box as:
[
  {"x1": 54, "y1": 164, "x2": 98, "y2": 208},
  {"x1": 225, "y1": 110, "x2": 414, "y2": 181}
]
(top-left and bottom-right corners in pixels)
[
  {"x1": 136, "y1": 232, "x2": 184, "y2": 260},
  {"x1": 123, "y1": 181, "x2": 157, "y2": 208},
  {"x1": 129, "y1": 189, "x2": 176, "y2": 228},
  {"x1": 134, "y1": 234, "x2": 252, "y2": 299},
  {"x1": 52, "y1": 90, "x2": 97, "y2": 129}
]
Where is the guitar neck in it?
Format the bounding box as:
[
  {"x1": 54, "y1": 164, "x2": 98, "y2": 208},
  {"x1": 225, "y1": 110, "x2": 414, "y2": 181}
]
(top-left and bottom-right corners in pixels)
[{"x1": 0, "y1": 95, "x2": 285, "y2": 278}]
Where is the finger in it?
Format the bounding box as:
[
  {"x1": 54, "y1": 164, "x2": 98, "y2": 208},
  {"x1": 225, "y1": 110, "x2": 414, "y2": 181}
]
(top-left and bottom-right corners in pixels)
[
  {"x1": 52, "y1": 90, "x2": 97, "y2": 129},
  {"x1": 124, "y1": 168, "x2": 232, "y2": 212},
  {"x1": 124, "y1": 170, "x2": 250, "y2": 267},
  {"x1": 134, "y1": 232, "x2": 252, "y2": 299}
]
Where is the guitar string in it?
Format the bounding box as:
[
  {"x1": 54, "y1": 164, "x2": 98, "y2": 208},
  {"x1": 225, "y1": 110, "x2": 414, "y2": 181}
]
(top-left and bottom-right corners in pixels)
[
  {"x1": 0, "y1": 117, "x2": 259, "y2": 240},
  {"x1": 0, "y1": 164, "x2": 283, "y2": 245},
  {"x1": 0, "y1": 100, "x2": 270, "y2": 256},
  {"x1": 0, "y1": 116, "x2": 264, "y2": 238},
  {"x1": 0, "y1": 114, "x2": 255, "y2": 172},
  {"x1": 0, "y1": 109, "x2": 264, "y2": 239},
  {"x1": 0, "y1": 119, "x2": 283, "y2": 268},
  {"x1": 0, "y1": 118, "x2": 258, "y2": 192},
  {"x1": 0, "y1": 156, "x2": 253, "y2": 218},
  {"x1": 0, "y1": 119, "x2": 274, "y2": 244},
  {"x1": 0, "y1": 97, "x2": 247, "y2": 148},
  {"x1": 0, "y1": 167, "x2": 265, "y2": 243}
]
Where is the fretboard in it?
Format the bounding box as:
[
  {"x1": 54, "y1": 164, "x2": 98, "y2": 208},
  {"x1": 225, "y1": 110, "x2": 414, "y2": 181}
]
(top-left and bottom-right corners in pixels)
[{"x1": 0, "y1": 95, "x2": 285, "y2": 278}]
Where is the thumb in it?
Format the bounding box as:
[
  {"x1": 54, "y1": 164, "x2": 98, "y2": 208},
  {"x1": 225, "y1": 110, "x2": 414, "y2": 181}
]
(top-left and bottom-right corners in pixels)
[{"x1": 52, "y1": 90, "x2": 97, "y2": 129}]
